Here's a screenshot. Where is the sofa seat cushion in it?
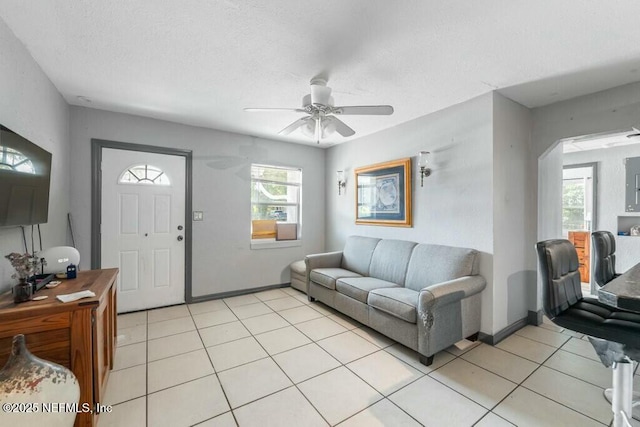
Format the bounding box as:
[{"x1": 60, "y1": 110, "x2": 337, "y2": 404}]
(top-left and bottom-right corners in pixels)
[
  {"x1": 310, "y1": 268, "x2": 361, "y2": 290},
  {"x1": 368, "y1": 287, "x2": 419, "y2": 324},
  {"x1": 336, "y1": 277, "x2": 401, "y2": 304}
]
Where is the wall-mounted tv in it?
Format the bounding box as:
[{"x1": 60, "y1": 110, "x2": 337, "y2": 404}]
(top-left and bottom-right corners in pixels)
[{"x1": 0, "y1": 125, "x2": 52, "y2": 227}]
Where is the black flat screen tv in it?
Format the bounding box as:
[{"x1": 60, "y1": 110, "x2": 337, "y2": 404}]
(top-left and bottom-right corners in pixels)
[{"x1": 0, "y1": 125, "x2": 52, "y2": 227}]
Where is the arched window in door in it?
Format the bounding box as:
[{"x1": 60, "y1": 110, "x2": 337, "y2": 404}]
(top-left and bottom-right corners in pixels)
[
  {"x1": 0, "y1": 146, "x2": 35, "y2": 174},
  {"x1": 118, "y1": 164, "x2": 170, "y2": 185}
]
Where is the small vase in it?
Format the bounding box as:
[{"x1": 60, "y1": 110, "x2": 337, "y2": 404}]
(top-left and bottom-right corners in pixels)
[
  {"x1": 12, "y1": 279, "x2": 32, "y2": 304},
  {"x1": 0, "y1": 334, "x2": 80, "y2": 427}
]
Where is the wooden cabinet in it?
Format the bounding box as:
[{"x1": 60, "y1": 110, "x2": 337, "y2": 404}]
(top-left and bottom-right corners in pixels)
[
  {"x1": 0, "y1": 269, "x2": 118, "y2": 427},
  {"x1": 568, "y1": 231, "x2": 590, "y2": 283}
]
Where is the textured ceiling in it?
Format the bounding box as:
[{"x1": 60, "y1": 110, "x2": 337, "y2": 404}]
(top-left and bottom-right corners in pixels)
[{"x1": 2, "y1": 1, "x2": 640, "y2": 147}]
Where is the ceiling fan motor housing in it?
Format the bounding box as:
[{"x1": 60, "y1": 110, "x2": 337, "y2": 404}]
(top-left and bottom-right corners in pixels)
[{"x1": 309, "y1": 83, "x2": 332, "y2": 106}]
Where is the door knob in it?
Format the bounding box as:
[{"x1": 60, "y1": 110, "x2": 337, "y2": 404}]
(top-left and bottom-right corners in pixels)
[{"x1": 177, "y1": 235, "x2": 184, "y2": 241}]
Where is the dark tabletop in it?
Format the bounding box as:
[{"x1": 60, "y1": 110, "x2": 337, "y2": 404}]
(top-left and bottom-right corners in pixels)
[{"x1": 598, "y1": 263, "x2": 640, "y2": 312}]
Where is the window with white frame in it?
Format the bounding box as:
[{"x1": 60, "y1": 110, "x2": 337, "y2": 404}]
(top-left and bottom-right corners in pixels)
[{"x1": 251, "y1": 164, "x2": 301, "y2": 239}]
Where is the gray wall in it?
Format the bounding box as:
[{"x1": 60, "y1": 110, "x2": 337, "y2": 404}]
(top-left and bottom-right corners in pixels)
[
  {"x1": 537, "y1": 144, "x2": 564, "y2": 242},
  {"x1": 532, "y1": 81, "x2": 640, "y2": 310},
  {"x1": 564, "y1": 144, "x2": 640, "y2": 273},
  {"x1": 69, "y1": 107, "x2": 326, "y2": 298},
  {"x1": 492, "y1": 93, "x2": 536, "y2": 327},
  {"x1": 0, "y1": 18, "x2": 70, "y2": 293},
  {"x1": 325, "y1": 93, "x2": 497, "y2": 334}
]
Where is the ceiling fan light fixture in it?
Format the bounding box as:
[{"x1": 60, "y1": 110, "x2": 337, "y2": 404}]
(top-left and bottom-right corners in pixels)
[
  {"x1": 245, "y1": 77, "x2": 393, "y2": 141},
  {"x1": 300, "y1": 116, "x2": 336, "y2": 141},
  {"x1": 301, "y1": 119, "x2": 316, "y2": 138},
  {"x1": 322, "y1": 117, "x2": 337, "y2": 138}
]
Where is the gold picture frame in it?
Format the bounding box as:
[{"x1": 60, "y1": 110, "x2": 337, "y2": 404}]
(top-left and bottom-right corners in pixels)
[{"x1": 355, "y1": 157, "x2": 412, "y2": 227}]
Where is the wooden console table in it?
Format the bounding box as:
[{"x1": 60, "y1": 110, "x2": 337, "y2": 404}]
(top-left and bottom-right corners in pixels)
[{"x1": 0, "y1": 269, "x2": 118, "y2": 427}]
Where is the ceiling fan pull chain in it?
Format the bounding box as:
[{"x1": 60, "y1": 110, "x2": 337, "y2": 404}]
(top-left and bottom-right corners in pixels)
[{"x1": 315, "y1": 116, "x2": 321, "y2": 143}]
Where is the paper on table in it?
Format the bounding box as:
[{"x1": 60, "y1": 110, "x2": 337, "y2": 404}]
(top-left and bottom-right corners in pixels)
[{"x1": 56, "y1": 290, "x2": 96, "y2": 303}]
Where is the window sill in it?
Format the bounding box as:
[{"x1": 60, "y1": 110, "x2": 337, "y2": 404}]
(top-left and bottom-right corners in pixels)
[{"x1": 250, "y1": 239, "x2": 302, "y2": 250}]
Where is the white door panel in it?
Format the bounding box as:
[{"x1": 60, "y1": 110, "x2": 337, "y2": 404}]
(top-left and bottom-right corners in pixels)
[{"x1": 101, "y1": 148, "x2": 186, "y2": 312}]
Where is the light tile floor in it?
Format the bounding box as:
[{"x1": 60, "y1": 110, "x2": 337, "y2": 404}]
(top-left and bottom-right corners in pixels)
[{"x1": 99, "y1": 287, "x2": 639, "y2": 427}]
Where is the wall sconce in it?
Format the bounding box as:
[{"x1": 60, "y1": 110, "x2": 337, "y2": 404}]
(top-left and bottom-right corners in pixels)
[
  {"x1": 337, "y1": 170, "x2": 346, "y2": 195},
  {"x1": 418, "y1": 151, "x2": 431, "y2": 187}
]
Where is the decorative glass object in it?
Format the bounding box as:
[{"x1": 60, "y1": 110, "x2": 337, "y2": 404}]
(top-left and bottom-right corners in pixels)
[
  {"x1": 12, "y1": 280, "x2": 32, "y2": 304},
  {"x1": 0, "y1": 334, "x2": 80, "y2": 427}
]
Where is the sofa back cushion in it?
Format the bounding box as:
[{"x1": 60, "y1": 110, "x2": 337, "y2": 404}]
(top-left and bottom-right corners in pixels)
[
  {"x1": 341, "y1": 236, "x2": 381, "y2": 276},
  {"x1": 404, "y1": 243, "x2": 479, "y2": 291},
  {"x1": 369, "y1": 239, "x2": 417, "y2": 285}
]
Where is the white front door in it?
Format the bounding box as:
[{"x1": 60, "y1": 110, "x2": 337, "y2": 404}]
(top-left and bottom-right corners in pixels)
[{"x1": 101, "y1": 148, "x2": 186, "y2": 313}]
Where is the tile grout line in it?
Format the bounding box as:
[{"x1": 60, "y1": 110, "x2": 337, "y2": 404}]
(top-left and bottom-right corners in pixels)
[
  {"x1": 116, "y1": 297, "x2": 485, "y2": 425},
  {"x1": 278, "y1": 298, "x2": 452, "y2": 425},
  {"x1": 458, "y1": 342, "x2": 554, "y2": 425},
  {"x1": 218, "y1": 295, "x2": 412, "y2": 425},
  {"x1": 116, "y1": 289, "x2": 609, "y2": 427},
  {"x1": 220, "y1": 297, "x2": 332, "y2": 426},
  {"x1": 196, "y1": 298, "x2": 240, "y2": 426},
  {"x1": 340, "y1": 354, "x2": 428, "y2": 426},
  {"x1": 486, "y1": 339, "x2": 611, "y2": 426},
  {"x1": 244, "y1": 298, "x2": 329, "y2": 418}
]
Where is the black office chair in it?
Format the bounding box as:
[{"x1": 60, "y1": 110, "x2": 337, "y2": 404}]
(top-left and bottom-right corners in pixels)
[
  {"x1": 536, "y1": 239, "x2": 640, "y2": 427},
  {"x1": 592, "y1": 231, "x2": 620, "y2": 287}
]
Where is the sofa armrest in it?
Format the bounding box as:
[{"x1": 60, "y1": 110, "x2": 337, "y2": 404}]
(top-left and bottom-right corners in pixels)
[
  {"x1": 305, "y1": 251, "x2": 343, "y2": 277},
  {"x1": 418, "y1": 275, "x2": 487, "y2": 313},
  {"x1": 416, "y1": 275, "x2": 486, "y2": 357}
]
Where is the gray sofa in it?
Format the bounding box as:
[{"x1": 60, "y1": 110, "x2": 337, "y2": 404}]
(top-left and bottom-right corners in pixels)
[{"x1": 305, "y1": 236, "x2": 486, "y2": 365}]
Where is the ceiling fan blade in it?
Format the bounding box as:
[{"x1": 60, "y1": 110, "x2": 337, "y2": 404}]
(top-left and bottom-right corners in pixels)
[
  {"x1": 333, "y1": 105, "x2": 394, "y2": 115},
  {"x1": 278, "y1": 117, "x2": 309, "y2": 135},
  {"x1": 331, "y1": 117, "x2": 356, "y2": 137},
  {"x1": 244, "y1": 108, "x2": 306, "y2": 113}
]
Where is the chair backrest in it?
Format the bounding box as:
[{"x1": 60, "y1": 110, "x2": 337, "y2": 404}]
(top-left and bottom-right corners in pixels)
[
  {"x1": 591, "y1": 231, "x2": 617, "y2": 287},
  {"x1": 535, "y1": 239, "x2": 583, "y2": 318}
]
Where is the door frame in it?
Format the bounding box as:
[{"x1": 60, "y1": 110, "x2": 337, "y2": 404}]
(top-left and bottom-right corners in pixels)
[
  {"x1": 562, "y1": 162, "x2": 599, "y2": 233},
  {"x1": 91, "y1": 138, "x2": 194, "y2": 303}
]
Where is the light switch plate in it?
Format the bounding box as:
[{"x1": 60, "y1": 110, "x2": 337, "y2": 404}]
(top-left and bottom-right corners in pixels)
[{"x1": 193, "y1": 211, "x2": 204, "y2": 221}]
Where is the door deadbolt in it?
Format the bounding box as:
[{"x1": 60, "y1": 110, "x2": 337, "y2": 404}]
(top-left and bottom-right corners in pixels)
[
  {"x1": 177, "y1": 235, "x2": 184, "y2": 241},
  {"x1": 177, "y1": 225, "x2": 183, "y2": 230}
]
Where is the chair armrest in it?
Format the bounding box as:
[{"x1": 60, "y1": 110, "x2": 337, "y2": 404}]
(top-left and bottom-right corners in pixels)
[
  {"x1": 418, "y1": 275, "x2": 487, "y2": 311},
  {"x1": 305, "y1": 251, "x2": 343, "y2": 271}
]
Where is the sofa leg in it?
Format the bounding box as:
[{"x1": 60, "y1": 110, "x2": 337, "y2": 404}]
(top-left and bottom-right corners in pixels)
[
  {"x1": 308, "y1": 295, "x2": 316, "y2": 302},
  {"x1": 466, "y1": 332, "x2": 479, "y2": 342},
  {"x1": 419, "y1": 354, "x2": 434, "y2": 366}
]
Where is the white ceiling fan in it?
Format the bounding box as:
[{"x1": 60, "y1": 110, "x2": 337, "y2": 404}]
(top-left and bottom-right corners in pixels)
[{"x1": 244, "y1": 78, "x2": 394, "y2": 143}]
